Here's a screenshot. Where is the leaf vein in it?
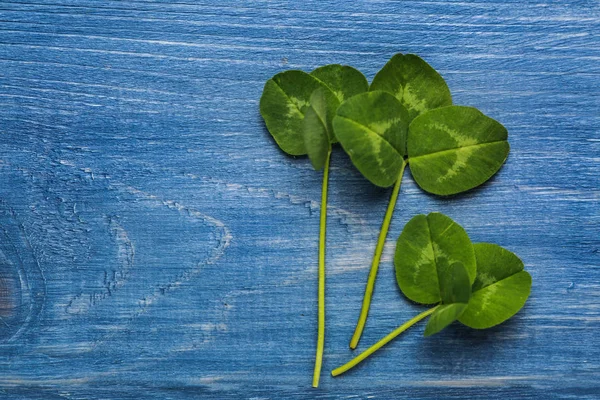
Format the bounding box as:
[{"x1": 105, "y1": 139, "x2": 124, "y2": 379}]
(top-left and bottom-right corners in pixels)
[
  {"x1": 336, "y1": 115, "x2": 402, "y2": 157},
  {"x1": 270, "y1": 79, "x2": 304, "y2": 115},
  {"x1": 473, "y1": 270, "x2": 527, "y2": 293},
  {"x1": 409, "y1": 139, "x2": 507, "y2": 161},
  {"x1": 425, "y1": 216, "x2": 442, "y2": 301}
]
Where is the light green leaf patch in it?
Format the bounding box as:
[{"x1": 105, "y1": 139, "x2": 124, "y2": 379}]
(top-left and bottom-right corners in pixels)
[
  {"x1": 408, "y1": 106, "x2": 510, "y2": 196},
  {"x1": 260, "y1": 70, "x2": 338, "y2": 155},
  {"x1": 395, "y1": 213, "x2": 476, "y2": 305},
  {"x1": 303, "y1": 89, "x2": 333, "y2": 170},
  {"x1": 459, "y1": 243, "x2": 532, "y2": 329},
  {"x1": 370, "y1": 53, "x2": 452, "y2": 121},
  {"x1": 333, "y1": 91, "x2": 409, "y2": 187},
  {"x1": 311, "y1": 64, "x2": 369, "y2": 103}
]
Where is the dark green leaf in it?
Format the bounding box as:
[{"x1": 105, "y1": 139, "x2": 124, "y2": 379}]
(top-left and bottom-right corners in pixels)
[
  {"x1": 459, "y1": 243, "x2": 532, "y2": 329},
  {"x1": 333, "y1": 91, "x2": 409, "y2": 187},
  {"x1": 439, "y1": 262, "x2": 471, "y2": 305},
  {"x1": 370, "y1": 53, "x2": 452, "y2": 121},
  {"x1": 407, "y1": 106, "x2": 510, "y2": 195},
  {"x1": 303, "y1": 89, "x2": 332, "y2": 170},
  {"x1": 423, "y1": 262, "x2": 472, "y2": 336},
  {"x1": 311, "y1": 64, "x2": 369, "y2": 103},
  {"x1": 259, "y1": 70, "x2": 338, "y2": 155},
  {"x1": 424, "y1": 303, "x2": 468, "y2": 337},
  {"x1": 395, "y1": 213, "x2": 476, "y2": 304},
  {"x1": 425, "y1": 262, "x2": 471, "y2": 336}
]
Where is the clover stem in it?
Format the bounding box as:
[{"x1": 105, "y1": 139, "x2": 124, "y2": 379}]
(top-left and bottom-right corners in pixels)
[
  {"x1": 333, "y1": 305, "x2": 439, "y2": 377},
  {"x1": 313, "y1": 150, "x2": 331, "y2": 388},
  {"x1": 349, "y1": 161, "x2": 407, "y2": 350}
]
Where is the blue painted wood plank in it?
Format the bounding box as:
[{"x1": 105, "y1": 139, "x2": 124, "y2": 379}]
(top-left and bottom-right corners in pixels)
[{"x1": 0, "y1": 0, "x2": 598, "y2": 398}]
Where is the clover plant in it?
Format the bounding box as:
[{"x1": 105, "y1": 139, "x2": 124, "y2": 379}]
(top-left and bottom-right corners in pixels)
[
  {"x1": 331, "y1": 213, "x2": 532, "y2": 377},
  {"x1": 260, "y1": 65, "x2": 367, "y2": 387},
  {"x1": 260, "y1": 55, "x2": 522, "y2": 388},
  {"x1": 333, "y1": 54, "x2": 510, "y2": 348}
]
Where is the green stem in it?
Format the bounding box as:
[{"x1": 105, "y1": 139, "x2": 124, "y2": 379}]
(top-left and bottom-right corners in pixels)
[
  {"x1": 349, "y1": 161, "x2": 407, "y2": 349},
  {"x1": 313, "y1": 150, "x2": 331, "y2": 388},
  {"x1": 333, "y1": 305, "x2": 439, "y2": 377}
]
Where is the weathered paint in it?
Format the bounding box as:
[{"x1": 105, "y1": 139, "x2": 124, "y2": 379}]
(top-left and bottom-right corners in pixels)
[{"x1": 0, "y1": 0, "x2": 599, "y2": 398}]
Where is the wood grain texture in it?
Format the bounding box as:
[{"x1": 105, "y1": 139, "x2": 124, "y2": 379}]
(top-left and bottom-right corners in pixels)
[{"x1": 0, "y1": 0, "x2": 598, "y2": 398}]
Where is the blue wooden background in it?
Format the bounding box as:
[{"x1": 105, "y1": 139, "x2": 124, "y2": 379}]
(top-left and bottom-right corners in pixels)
[{"x1": 0, "y1": 1, "x2": 599, "y2": 398}]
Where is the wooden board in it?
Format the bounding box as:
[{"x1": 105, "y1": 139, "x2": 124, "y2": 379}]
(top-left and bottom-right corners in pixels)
[{"x1": 0, "y1": 0, "x2": 599, "y2": 398}]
